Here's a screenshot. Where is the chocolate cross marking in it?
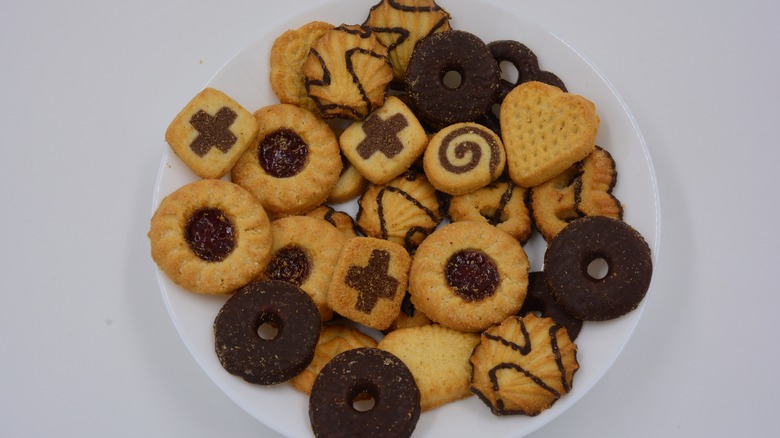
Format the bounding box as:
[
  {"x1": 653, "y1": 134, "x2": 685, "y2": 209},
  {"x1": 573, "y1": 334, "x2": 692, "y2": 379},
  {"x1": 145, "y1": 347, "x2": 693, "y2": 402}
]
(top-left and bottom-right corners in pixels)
[
  {"x1": 356, "y1": 113, "x2": 408, "y2": 159},
  {"x1": 189, "y1": 107, "x2": 238, "y2": 157},
  {"x1": 345, "y1": 249, "x2": 399, "y2": 313}
]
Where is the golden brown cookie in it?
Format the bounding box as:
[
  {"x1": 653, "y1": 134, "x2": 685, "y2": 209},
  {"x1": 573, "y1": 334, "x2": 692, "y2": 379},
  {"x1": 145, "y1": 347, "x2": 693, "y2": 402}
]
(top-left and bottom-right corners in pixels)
[
  {"x1": 448, "y1": 178, "x2": 532, "y2": 243},
  {"x1": 470, "y1": 314, "x2": 579, "y2": 416},
  {"x1": 531, "y1": 145, "x2": 623, "y2": 241},
  {"x1": 385, "y1": 292, "x2": 432, "y2": 333},
  {"x1": 409, "y1": 221, "x2": 529, "y2": 332},
  {"x1": 258, "y1": 216, "x2": 347, "y2": 320},
  {"x1": 269, "y1": 21, "x2": 334, "y2": 112},
  {"x1": 339, "y1": 96, "x2": 428, "y2": 185},
  {"x1": 501, "y1": 81, "x2": 599, "y2": 187},
  {"x1": 356, "y1": 169, "x2": 443, "y2": 252},
  {"x1": 328, "y1": 155, "x2": 369, "y2": 203},
  {"x1": 305, "y1": 204, "x2": 360, "y2": 240},
  {"x1": 165, "y1": 88, "x2": 258, "y2": 179},
  {"x1": 289, "y1": 324, "x2": 378, "y2": 394},
  {"x1": 303, "y1": 24, "x2": 393, "y2": 120},
  {"x1": 231, "y1": 104, "x2": 342, "y2": 217},
  {"x1": 529, "y1": 166, "x2": 580, "y2": 241},
  {"x1": 327, "y1": 237, "x2": 411, "y2": 330},
  {"x1": 148, "y1": 179, "x2": 273, "y2": 294},
  {"x1": 423, "y1": 122, "x2": 506, "y2": 195},
  {"x1": 363, "y1": 0, "x2": 451, "y2": 81},
  {"x1": 378, "y1": 324, "x2": 480, "y2": 411}
]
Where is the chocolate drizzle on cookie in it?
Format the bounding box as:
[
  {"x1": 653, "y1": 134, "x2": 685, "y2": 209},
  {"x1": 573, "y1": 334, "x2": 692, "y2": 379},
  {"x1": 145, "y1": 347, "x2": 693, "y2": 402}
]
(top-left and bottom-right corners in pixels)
[
  {"x1": 438, "y1": 125, "x2": 502, "y2": 175},
  {"x1": 376, "y1": 185, "x2": 440, "y2": 250},
  {"x1": 189, "y1": 107, "x2": 238, "y2": 157},
  {"x1": 356, "y1": 112, "x2": 409, "y2": 159},
  {"x1": 184, "y1": 207, "x2": 235, "y2": 262},
  {"x1": 345, "y1": 249, "x2": 400, "y2": 313}
]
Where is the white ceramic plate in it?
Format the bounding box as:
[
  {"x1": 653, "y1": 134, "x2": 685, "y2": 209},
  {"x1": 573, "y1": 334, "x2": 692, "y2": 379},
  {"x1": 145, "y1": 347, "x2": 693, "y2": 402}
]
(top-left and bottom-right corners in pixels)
[{"x1": 152, "y1": 0, "x2": 661, "y2": 436}]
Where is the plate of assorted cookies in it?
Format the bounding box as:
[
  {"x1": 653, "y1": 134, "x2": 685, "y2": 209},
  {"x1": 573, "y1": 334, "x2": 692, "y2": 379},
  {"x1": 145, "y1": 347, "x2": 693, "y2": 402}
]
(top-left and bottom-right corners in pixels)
[{"x1": 149, "y1": 0, "x2": 660, "y2": 437}]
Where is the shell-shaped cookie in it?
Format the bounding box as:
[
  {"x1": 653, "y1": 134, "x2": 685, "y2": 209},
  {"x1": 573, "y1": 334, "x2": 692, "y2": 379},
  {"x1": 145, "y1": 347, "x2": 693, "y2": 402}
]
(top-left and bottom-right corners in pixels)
[
  {"x1": 470, "y1": 314, "x2": 579, "y2": 416},
  {"x1": 363, "y1": 0, "x2": 452, "y2": 80},
  {"x1": 303, "y1": 24, "x2": 393, "y2": 120},
  {"x1": 356, "y1": 169, "x2": 442, "y2": 252}
]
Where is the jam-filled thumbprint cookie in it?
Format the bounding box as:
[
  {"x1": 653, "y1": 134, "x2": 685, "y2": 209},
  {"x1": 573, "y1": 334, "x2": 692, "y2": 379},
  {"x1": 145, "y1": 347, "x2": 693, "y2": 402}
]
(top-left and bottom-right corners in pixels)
[
  {"x1": 231, "y1": 104, "x2": 342, "y2": 217},
  {"x1": 148, "y1": 179, "x2": 273, "y2": 294}
]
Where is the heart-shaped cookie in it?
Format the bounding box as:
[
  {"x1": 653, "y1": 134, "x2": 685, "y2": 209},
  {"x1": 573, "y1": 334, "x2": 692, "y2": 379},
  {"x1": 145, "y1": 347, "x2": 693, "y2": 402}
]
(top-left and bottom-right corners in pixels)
[{"x1": 500, "y1": 81, "x2": 599, "y2": 187}]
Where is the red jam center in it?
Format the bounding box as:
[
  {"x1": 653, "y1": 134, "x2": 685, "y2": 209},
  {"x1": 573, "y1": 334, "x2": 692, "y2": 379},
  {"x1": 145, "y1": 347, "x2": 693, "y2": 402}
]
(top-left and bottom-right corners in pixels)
[
  {"x1": 185, "y1": 208, "x2": 235, "y2": 262},
  {"x1": 264, "y1": 245, "x2": 311, "y2": 286},
  {"x1": 444, "y1": 249, "x2": 500, "y2": 302},
  {"x1": 258, "y1": 129, "x2": 309, "y2": 178}
]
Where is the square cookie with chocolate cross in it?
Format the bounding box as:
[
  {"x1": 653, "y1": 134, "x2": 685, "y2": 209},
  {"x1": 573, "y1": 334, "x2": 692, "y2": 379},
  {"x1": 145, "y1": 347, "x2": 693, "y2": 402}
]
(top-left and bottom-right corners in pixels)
[
  {"x1": 339, "y1": 96, "x2": 428, "y2": 185},
  {"x1": 165, "y1": 87, "x2": 259, "y2": 179},
  {"x1": 327, "y1": 236, "x2": 411, "y2": 330}
]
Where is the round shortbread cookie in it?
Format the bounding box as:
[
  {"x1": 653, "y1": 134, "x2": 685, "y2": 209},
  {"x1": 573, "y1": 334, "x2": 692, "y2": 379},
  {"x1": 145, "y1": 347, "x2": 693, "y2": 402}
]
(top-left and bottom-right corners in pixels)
[
  {"x1": 269, "y1": 21, "x2": 334, "y2": 112},
  {"x1": 148, "y1": 179, "x2": 273, "y2": 294},
  {"x1": 231, "y1": 104, "x2": 342, "y2": 217},
  {"x1": 448, "y1": 178, "x2": 532, "y2": 243},
  {"x1": 409, "y1": 221, "x2": 529, "y2": 332},
  {"x1": 258, "y1": 216, "x2": 348, "y2": 320}
]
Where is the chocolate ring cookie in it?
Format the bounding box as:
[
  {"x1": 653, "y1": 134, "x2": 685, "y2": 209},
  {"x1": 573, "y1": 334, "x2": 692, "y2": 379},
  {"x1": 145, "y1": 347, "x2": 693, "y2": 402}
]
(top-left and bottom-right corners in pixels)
[
  {"x1": 213, "y1": 280, "x2": 321, "y2": 385},
  {"x1": 148, "y1": 179, "x2": 273, "y2": 294},
  {"x1": 309, "y1": 347, "x2": 421, "y2": 438},
  {"x1": 405, "y1": 30, "x2": 499, "y2": 130},
  {"x1": 488, "y1": 40, "x2": 567, "y2": 101},
  {"x1": 518, "y1": 271, "x2": 583, "y2": 340},
  {"x1": 409, "y1": 221, "x2": 529, "y2": 332},
  {"x1": 544, "y1": 216, "x2": 653, "y2": 321},
  {"x1": 231, "y1": 104, "x2": 342, "y2": 217}
]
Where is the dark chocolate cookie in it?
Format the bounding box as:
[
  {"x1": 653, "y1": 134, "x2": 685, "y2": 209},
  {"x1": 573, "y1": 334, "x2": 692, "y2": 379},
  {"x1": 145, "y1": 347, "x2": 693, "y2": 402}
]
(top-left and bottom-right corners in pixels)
[
  {"x1": 213, "y1": 280, "x2": 321, "y2": 385},
  {"x1": 405, "y1": 30, "x2": 499, "y2": 130},
  {"x1": 544, "y1": 216, "x2": 652, "y2": 321},
  {"x1": 309, "y1": 348, "x2": 421, "y2": 438},
  {"x1": 488, "y1": 39, "x2": 567, "y2": 101},
  {"x1": 518, "y1": 271, "x2": 583, "y2": 340}
]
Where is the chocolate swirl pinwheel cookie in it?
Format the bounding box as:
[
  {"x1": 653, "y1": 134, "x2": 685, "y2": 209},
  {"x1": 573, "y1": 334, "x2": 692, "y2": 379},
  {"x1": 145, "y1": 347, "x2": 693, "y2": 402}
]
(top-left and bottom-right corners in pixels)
[{"x1": 423, "y1": 122, "x2": 505, "y2": 195}]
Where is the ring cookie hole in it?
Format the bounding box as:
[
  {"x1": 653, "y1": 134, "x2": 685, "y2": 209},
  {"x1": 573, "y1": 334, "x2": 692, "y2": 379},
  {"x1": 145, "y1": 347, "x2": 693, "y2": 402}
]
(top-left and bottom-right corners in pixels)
[
  {"x1": 585, "y1": 256, "x2": 610, "y2": 281},
  {"x1": 350, "y1": 383, "x2": 378, "y2": 412},
  {"x1": 255, "y1": 314, "x2": 281, "y2": 341},
  {"x1": 499, "y1": 60, "x2": 519, "y2": 84},
  {"x1": 442, "y1": 67, "x2": 464, "y2": 90}
]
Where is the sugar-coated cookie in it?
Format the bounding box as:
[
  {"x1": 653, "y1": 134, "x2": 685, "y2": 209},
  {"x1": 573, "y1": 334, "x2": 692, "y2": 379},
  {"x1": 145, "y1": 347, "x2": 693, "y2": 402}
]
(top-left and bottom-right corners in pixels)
[
  {"x1": 356, "y1": 169, "x2": 443, "y2": 252},
  {"x1": 363, "y1": 0, "x2": 451, "y2": 81},
  {"x1": 501, "y1": 81, "x2": 599, "y2": 187},
  {"x1": 289, "y1": 324, "x2": 378, "y2": 394},
  {"x1": 165, "y1": 88, "x2": 258, "y2": 179},
  {"x1": 423, "y1": 122, "x2": 505, "y2": 195},
  {"x1": 470, "y1": 314, "x2": 579, "y2": 416},
  {"x1": 409, "y1": 221, "x2": 529, "y2": 332},
  {"x1": 340, "y1": 96, "x2": 428, "y2": 185},
  {"x1": 258, "y1": 216, "x2": 347, "y2": 320},
  {"x1": 148, "y1": 179, "x2": 273, "y2": 294},
  {"x1": 448, "y1": 178, "x2": 532, "y2": 243},
  {"x1": 270, "y1": 21, "x2": 334, "y2": 112},
  {"x1": 327, "y1": 237, "x2": 411, "y2": 330},
  {"x1": 378, "y1": 324, "x2": 480, "y2": 411},
  {"x1": 231, "y1": 104, "x2": 342, "y2": 217},
  {"x1": 303, "y1": 24, "x2": 393, "y2": 120}
]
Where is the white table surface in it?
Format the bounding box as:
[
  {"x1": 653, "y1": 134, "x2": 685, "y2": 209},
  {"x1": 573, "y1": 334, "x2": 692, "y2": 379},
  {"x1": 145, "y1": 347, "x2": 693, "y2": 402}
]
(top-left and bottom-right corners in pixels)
[{"x1": 1, "y1": 0, "x2": 778, "y2": 436}]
